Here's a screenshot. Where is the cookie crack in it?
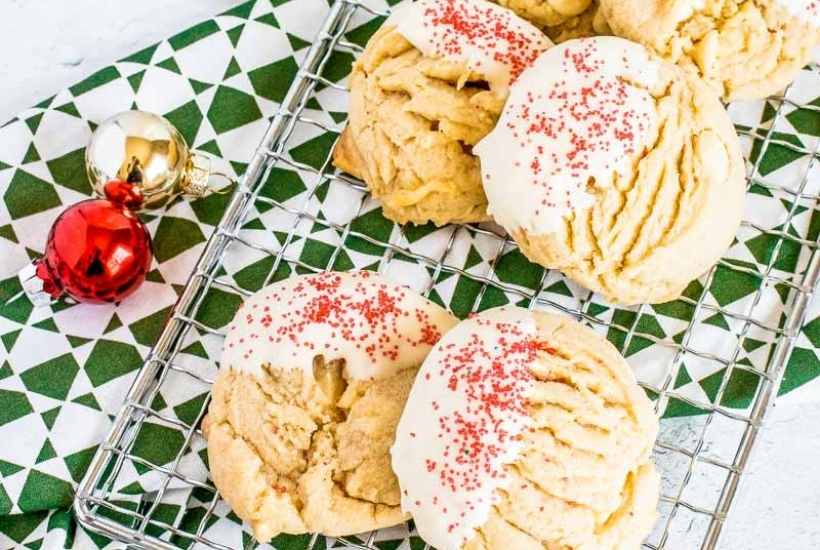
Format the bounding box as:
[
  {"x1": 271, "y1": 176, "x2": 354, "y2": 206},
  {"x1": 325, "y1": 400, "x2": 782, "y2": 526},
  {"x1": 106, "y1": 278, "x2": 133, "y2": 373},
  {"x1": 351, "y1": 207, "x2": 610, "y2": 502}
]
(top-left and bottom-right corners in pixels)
[
  {"x1": 212, "y1": 416, "x2": 306, "y2": 514},
  {"x1": 599, "y1": 101, "x2": 668, "y2": 274},
  {"x1": 507, "y1": 463, "x2": 597, "y2": 514},
  {"x1": 535, "y1": 426, "x2": 608, "y2": 460},
  {"x1": 592, "y1": 469, "x2": 644, "y2": 537},
  {"x1": 534, "y1": 372, "x2": 628, "y2": 421}
]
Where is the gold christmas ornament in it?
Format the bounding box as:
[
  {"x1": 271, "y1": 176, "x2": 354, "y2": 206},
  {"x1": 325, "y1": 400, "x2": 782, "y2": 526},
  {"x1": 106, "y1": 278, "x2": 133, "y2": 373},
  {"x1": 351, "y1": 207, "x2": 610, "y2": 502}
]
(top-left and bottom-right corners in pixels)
[{"x1": 86, "y1": 110, "x2": 230, "y2": 210}]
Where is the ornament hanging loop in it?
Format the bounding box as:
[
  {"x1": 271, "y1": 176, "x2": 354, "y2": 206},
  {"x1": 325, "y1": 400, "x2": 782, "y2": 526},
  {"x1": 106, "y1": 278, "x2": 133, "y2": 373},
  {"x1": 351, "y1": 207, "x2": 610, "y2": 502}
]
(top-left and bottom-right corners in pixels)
[{"x1": 182, "y1": 152, "x2": 235, "y2": 198}]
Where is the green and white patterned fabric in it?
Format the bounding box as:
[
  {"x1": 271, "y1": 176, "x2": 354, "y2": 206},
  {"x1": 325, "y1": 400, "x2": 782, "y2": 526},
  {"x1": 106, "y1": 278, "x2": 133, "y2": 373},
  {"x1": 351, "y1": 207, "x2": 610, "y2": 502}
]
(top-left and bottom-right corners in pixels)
[{"x1": 0, "y1": 0, "x2": 818, "y2": 548}]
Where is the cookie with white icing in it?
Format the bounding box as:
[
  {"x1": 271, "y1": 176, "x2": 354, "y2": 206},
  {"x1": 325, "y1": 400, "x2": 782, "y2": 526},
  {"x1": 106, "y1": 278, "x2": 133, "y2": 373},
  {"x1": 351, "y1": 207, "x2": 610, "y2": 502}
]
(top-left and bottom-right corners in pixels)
[
  {"x1": 475, "y1": 36, "x2": 745, "y2": 305},
  {"x1": 332, "y1": 0, "x2": 552, "y2": 226},
  {"x1": 600, "y1": 0, "x2": 820, "y2": 100},
  {"x1": 202, "y1": 271, "x2": 458, "y2": 540},
  {"x1": 391, "y1": 306, "x2": 660, "y2": 550}
]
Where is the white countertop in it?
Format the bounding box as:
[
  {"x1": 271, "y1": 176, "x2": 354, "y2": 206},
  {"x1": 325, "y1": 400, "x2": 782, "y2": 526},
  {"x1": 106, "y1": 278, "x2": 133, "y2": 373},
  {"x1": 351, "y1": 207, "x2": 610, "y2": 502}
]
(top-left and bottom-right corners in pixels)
[
  {"x1": 0, "y1": 0, "x2": 236, "y2": 123},
  {"x1": 1, "y1": 1, "x2": 817, "y2": 549},
  {"x1": 720, "y1": 401, "x2": 820, "y2": 549}
]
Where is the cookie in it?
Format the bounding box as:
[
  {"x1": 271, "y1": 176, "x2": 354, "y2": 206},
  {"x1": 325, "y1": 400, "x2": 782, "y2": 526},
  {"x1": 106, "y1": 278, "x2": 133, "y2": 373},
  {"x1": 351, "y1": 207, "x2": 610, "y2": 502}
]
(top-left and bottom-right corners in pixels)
[
  {"x1": 332, "y1": 0, "x2": 551, "y2": 226},
  {"x1": 203, "y1": 271, "x2": 458, "y2": 540},
  {"x1": 391, "y1": 306, "x2": 659, "y2": 550},
  {"x1": 491, "y1": 0, "x2": 611, "y2": 42},
  {"x1": 474, "y1": 37, "x2": 745, "y2": 305},
  {"x1": 600, "y1": 0, "x2": 820, "y2": 100}
]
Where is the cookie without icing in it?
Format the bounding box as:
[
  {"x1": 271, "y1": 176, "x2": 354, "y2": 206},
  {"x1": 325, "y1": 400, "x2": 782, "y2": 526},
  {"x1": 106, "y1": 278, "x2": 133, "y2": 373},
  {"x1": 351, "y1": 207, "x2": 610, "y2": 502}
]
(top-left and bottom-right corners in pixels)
[
  {"x1": 491, "y1": 0, "x2": 611, "y2": 42},
  {"x1": 600, "y1": 0, "x2": 820, "y2": 100},
  {"x1": 475, "y1": 37, "x2": 746, "y2": 305},
  {"x1": 391, "y1": 306, "x2": 660, "y2": 550},
  {"x1": 202, "y1": 271, "x2": 457, "y2": 541},
  {"x1": 332, "y1": 0, "x2": 551, "y2": 226}
]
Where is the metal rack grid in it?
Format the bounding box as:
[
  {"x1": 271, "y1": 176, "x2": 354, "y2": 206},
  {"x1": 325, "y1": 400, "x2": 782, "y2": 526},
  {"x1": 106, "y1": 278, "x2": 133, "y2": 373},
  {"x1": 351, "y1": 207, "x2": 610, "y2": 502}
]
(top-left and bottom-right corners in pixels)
[{"x1": 74, "y1": 1, "x2": 820, "y2": 549}]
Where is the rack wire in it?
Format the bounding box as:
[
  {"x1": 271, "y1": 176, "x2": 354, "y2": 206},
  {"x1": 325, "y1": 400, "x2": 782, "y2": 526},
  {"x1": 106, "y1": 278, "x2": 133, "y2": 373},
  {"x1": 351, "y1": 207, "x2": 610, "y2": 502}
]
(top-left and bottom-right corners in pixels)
[{"x1": 74, "y1": 1, "x2": 820, "y2": 549}]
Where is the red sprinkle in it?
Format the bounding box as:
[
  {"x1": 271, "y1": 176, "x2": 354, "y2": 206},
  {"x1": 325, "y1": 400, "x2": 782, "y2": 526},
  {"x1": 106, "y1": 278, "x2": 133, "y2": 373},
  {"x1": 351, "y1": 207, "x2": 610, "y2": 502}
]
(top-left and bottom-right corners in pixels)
[
  {"x1": 409, "y1": 314, "x2": 554, "y2": 537},
  {"x1": 494, "y1": 39, "x2": 654, "y2": 218},
  {"x1": 415, "y1": 0, "x2": 548, "y2": 83},
  {"x1": 807, "y1": 0, "x2": 819, "y2": 20},
  {"x1": 225, "y1": 271, "x2": 445, "y2": 365}
]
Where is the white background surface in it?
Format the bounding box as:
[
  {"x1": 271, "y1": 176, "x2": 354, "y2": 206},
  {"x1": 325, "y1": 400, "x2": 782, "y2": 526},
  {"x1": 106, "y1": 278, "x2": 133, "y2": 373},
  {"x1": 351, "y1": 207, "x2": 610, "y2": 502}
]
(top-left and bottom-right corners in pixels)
[
  {"x1": 1, "y1": 1, "x2": 818, "y2": 549},
  {"x1": 0, "y1": 0, "x2": 236, "y2": 123}
]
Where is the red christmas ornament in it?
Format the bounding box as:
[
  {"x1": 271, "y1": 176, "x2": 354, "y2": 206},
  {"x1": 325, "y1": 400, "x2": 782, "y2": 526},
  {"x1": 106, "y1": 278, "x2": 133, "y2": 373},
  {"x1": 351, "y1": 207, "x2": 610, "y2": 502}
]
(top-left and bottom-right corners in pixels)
[{"x1": 20, "y1": 187, "x2": 152, "y2": 305}]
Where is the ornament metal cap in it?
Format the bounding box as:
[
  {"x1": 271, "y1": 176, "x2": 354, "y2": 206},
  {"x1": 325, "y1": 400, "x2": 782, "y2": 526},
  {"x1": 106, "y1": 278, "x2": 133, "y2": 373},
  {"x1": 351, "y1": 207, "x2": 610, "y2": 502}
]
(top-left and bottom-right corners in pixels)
[
  {"x1": 86, "y1": 110, "x2": 231, "y2": 210},
  {"x1": 185, "y1": 153, "x2": 212, "y2": 197},
  {"x1": 18, "y1": 261, "x2": 61, "y2": 307}
]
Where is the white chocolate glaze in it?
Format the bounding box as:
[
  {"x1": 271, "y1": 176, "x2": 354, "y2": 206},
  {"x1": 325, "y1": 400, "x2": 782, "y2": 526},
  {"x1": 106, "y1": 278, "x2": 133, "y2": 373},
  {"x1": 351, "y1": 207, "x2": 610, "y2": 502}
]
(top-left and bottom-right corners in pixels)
[
  {"x1": 475, "y1": 37, "x2": 660, "y2": 235},
  {"x1": 388, "y1": 0, "x2": 552, "y2": 90},
  {"x1": 391, "y1": 306, "x2": 549, "y2": 550},
  {"x1": 220, "y1": 271, "x2": 457, "y2": 380},
  {"x1": 776, "y1": 0, "x2": 820, "y2": 27}
]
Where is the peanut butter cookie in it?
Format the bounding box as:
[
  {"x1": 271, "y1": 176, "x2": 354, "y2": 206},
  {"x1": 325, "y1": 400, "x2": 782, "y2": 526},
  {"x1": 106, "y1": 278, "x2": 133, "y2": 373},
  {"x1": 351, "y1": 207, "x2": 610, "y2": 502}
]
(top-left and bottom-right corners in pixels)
[
  {"x1": 475, "y1": 37, "x2": 745, "y2": 304},
  {"x1": 333, "y1": 0, "x2": 551, "y2": 225},
  {"x1": 203, "y1": 271, "x2": 457, "y2": 540},
  {"x1": 492, "y1": 0, "x2": 611, "y2": 42},
  {"x1": 600, "y1": 0, "x2": 820, "y2": 100},
  {"x1": 392, "y1": 306, "x2": 659, "y2": 550}
]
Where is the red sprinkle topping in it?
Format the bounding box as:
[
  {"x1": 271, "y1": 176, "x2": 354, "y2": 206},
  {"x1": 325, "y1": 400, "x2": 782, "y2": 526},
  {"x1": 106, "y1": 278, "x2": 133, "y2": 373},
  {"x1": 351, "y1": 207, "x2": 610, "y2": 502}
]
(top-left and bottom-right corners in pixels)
[
  {"x1": 225, "y1": 271, "x2": 445, "y2": 366},
  {"x1": 486, "y1": 38, "x2": 654, "y2": 219},
  {"x1": 413, "y1": 0, "x2": 549, "y2": 83},
  {"x1": 806, "y1": 0, "x2": 819, "y2": 21},
  {"x1": 406, "y1": 312, "x2": 554, "y2": 538}
]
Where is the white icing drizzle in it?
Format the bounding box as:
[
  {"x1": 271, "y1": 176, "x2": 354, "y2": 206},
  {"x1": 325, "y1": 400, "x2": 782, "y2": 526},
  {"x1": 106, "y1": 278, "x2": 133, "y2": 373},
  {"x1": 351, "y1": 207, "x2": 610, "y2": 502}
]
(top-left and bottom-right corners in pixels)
[
  {"x1": 474, "y1": 37, "x2": 660, "y2": 235},
  {"x1": 220, "y1": 271, "x2": 457, "y2": 380},
  {"x1": 388, "y1": 0, "x2": 552, "y2": 90},
  {"x1": 776, "y1": 0, "x2": 820, "y2": 27},
  {"x1": 391, "y1": 306, "x2": 549, "y2": 550}
]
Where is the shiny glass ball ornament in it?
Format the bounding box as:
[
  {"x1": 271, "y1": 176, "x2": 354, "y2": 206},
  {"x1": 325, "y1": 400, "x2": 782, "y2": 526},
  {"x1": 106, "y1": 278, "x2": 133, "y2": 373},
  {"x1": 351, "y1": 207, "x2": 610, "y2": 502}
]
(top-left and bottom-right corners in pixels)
[
  {"x1": 85, "y1": 110, "x2": 214, "y2": 210},
  {"x1": 19, "y1": 198, "x2": 153, "y2": 305}
]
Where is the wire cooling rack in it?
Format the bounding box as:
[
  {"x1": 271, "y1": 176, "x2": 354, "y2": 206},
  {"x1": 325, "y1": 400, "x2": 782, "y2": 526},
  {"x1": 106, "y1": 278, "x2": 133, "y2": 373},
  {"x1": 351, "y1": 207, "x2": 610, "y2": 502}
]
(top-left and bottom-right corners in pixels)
[{"x1": 74, "y1": 1, "x2": 820, "y2": 549}]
